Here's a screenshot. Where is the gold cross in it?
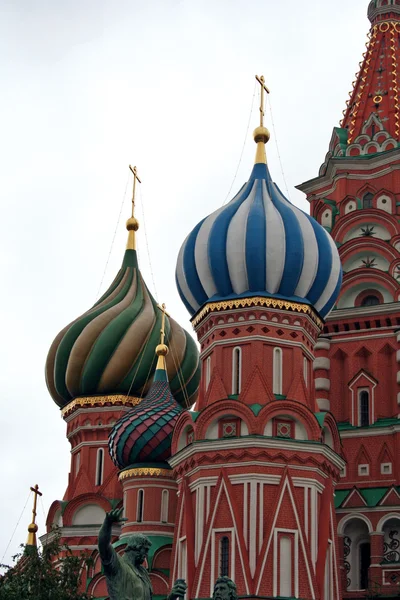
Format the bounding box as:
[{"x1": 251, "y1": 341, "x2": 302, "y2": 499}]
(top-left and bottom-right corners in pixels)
[
  {"x1": 157, "y1": 303, "x2": 169, "y2": 345},
  {"x1": 255, "y1": 75, "x2": 270, "y2": 128},
  {"x1": 128, "y1": 165, "x2": 141, "y2": 219},
  {"x1": 27, "y1": 484, "x2": 43, "y2": 546}
]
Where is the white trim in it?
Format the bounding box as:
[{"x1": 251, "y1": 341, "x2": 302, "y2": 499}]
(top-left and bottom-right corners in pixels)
[
  {"x1": 273, "y1": 528, "x2": 298, "y2": 598},
  {"x1": 205, "y1": 356, "x2": 211, "y2": 390},
  {"x1": 304, "y1": 357, "x2": 309, "y2": 387},
  {"x1": 273, "y1": 347, "x2": 283, "y2": 395},
  {"x1": 123, "y1": 483, "x2": 176, "y2": 491},
  {"x1": 381, "y1": 462, "x2": 393, "y2": 475},
  {"x1": 358, "y1": 464, "x2": 370, "y2": 476},
  {"x1": 161, "y1": 489, "x2": 169, "y2": 523},
  {"x1": 337, "y1": 513, "x2": 373, "y2": 535},
  {"x1": 349, "y1": 372, "x2": 377, "y2": 427},
  {"x1": 199, "y1": 334, "x2": 316, "y2": 360},
  {"x1": 243, "y1": 481, "x2": 248, "y2": 547},
  {"x1": 304, "y1": 486, "x2": 309, "y2": 540},
  {"x1": 249, "y1": 481, "x2": 257, "y2": 576},
  {"x1": 64, "y1": 405, "x2": 131, "y2": 423},
  {"x1": 169, "y1": 437, "x2": 345, "y2": 471},
  {"x1": 172, "y1": 492, "x2": 185, "y2": 583},
  {"x1": 255, "y1": 476, "x2": 315, "y2": 598},
  {"x1": 259, "y1": 482, "x2": 264, "y2": 552},
  {"x1": 376, "y1": 512, "x2": 400, "y2": 532},
  {"x1": 331, "y1": 504, "x2": 340, "y2": 600},
  {"x1": 358, "y1": 388, "x2": 371, "y2": 427},
  {"x1": 232, "y1": 347, "x2": 242, "y2": 395},
  {"x1": 211, "y1": 528, "x2": 235, "y2": 590},
  {"x1": 195, "y1": 477, "x2": 250, "y2": 598},
  {"x1": 313, "y1": 357, "x2": 330, "y2": 371}
]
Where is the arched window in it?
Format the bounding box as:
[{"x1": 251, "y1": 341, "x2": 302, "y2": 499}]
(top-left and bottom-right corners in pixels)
[
  {"x1": 232, "y1": 347, "x2": 242, "y2": 395},
  {"x1": 359, "y1": 391, "x2": 370, "y2": 427},
  {"x1": 359, "y1": 542, "x2": 371, "y2": 589},
  {"x1": 161, "y1": 490, "x2": 169, "y2": 523},
  {"x1": 205, "y1": 356, "x2": 211, "y2": 390},
  {"x1": 362, "y1": 192, "x2": 374, "y2": 209},
  {"x1": 95, "y1": 448, "x2": 104, "y2": 486},
  {"x1": 273, "y1": 348, "x2": 283, "y2": 395},
  {"x1": 137, "y1": 489, "x2": 144, "y2": 523},
  {"x1": 220, "y1": 536, "x2": 230, "y2": 577},
  {"x1": 361, "y1": 295, "x2": 380, "y2": 307},
  {"x1": 303, "y1": 357, "x2": 309, "y2": 387}
]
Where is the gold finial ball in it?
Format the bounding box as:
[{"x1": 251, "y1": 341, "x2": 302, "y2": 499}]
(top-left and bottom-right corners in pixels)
[
  {"x1": 156, "y1": 344, "x2": 169, "y2": 357},
  {"x1": 253, "y1": 126, "x2": 270, "y2": 144},
  {"x1": 28, "y1": 523, "x2": 38, "y2": 533},
  {"x1": 126, "y1": 217, "x2": 139, "y2": 231}
]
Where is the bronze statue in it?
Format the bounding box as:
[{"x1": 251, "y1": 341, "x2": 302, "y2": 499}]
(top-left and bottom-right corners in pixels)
[
  {"x1": 212, "y1": 577, "x2": 238, "y2": 600},
  {"x1": 98, "y1": 508, "x2": 188, "y2": 600}
]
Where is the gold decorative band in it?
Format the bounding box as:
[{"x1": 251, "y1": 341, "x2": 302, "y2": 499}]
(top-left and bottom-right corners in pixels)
[
  {"x1": 119, "y1": 467, "x2": 173, "y2": 481},
  {"x1": 191, "y1": 296, "x2": 323, "y2": 328},
  {"x1": 61, "y1": 394, "x2": 142, "y2": 417}
]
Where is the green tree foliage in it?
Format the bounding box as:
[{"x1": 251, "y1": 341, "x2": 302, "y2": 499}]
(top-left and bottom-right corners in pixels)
[{"x1": 0, "y1": 533, "x2": 91, "y2": 600}]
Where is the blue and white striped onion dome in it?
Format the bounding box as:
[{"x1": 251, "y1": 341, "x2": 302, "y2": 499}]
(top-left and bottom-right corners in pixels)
[{"x1": 176, "y1": 162, "x2": 342, "y2": 319}]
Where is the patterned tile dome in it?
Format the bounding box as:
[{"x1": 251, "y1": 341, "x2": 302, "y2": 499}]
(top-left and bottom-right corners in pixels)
[
  {"x1": 176, "y1": 158, "x2": 342, "y2": 320},
  {"x1": 108, "y1": 360, "x2": 182, "y2": 468}
]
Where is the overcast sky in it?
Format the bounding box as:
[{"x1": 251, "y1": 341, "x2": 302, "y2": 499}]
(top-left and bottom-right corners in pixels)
[{"x1": 0, "y1": 0, "x2": 369, "y2": 566}]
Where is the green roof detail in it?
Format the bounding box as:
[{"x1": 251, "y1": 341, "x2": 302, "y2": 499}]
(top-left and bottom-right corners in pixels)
[
  {"x1": 315, "y1": 413, "x2": 327, "y2": 428},
  {"x1": 335, "y1": 486, "x2": 397, "y2": 508},
  {"x1": 249, "y1": 404, "x2": 263, "y2": 416},
  {"x1": 334, "y1": 490, "x2": 350, "y2": 508},
  {"x1": 337, "y1": 417, "x2": 399, "y2": 431}
]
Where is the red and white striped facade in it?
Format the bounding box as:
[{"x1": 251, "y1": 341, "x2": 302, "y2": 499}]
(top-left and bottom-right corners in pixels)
[
  {"x1": 43, "y1": 3, "x2": 400, "y2": 599},
  {"x1": 168, "y1": 304, "x2": 344, "y2": 600}
]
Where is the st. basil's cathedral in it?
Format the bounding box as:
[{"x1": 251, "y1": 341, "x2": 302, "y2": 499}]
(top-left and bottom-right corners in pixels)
[{"x1": 38, "y1": 1, "x2": 400, "y2": 598}]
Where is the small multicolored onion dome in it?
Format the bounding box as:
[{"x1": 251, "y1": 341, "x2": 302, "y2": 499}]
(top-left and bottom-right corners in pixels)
[
  {"x1": 46, "y1": 171, "x2": 200, "y2": 409},
  {"x1": 109, "y1": 366, "x2": 182, "y2": 469},
  {"x1": 176, "y1": 124, "x2": 342, "y2": 320}
]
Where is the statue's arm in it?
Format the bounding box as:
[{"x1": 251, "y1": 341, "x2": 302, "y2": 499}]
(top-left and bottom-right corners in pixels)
[
  {"x1": 98, "y1": 508, "x2": 124, "y2": 570},
  {"x1": 98, "y1": 512, "x2": 114, "y2": 565}
]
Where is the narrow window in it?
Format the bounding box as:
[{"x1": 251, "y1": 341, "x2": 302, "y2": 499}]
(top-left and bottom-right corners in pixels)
[
  {"x1": 75, "y1": 452, "x2": 81, "y2": 476},
  {"x1": 359, "y1": 391, "x2": 370, "y2": 426},
  {"x1": 161, "y1": 490, "x2": 169, "y2": 523},
  {"x1": 303, "y1": 357, "x2": 308, "y2": 387},
  {"x1": 95, "y1": 448, "x2": 104, "y2": 486},
  {"x1": 279, "y1": 536, "x2": 292, "y2": 597},
  {"x1": 359, "y1": 542, "x2": 371, "y2": 589},
  {"x1": 206, "y1": 356, "x2": 211, "y2": 390},
  {"x1": 220, "y1": 536, "x2": 230, "y2": 577},
  {"x1": 362, "y1": 192, "x2": 374, "y2": 209},
  {"x1": 273, "y1": 348, "x2": 283, "y2": 395},
  {"x1": 137, "y1": 489, "x2": 144, "y2": 523},
  {"x1": 232, "y1": 347, "x2": 242, "y2": 395}
]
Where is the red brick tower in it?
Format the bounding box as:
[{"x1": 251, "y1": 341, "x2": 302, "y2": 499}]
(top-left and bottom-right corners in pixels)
[
  {"x1": 173, "y1": 78, "x2": 344, "y2": 600},
  {"x1": 43, "y1": 168, "x2": 200, "y2": 597},
  {"x1": 298, "y1": 1, "x2": 400, "y2": 596}
]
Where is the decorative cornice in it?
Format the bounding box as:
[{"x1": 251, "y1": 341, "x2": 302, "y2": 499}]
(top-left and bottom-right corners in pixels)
[
  {"x1": 169, "y1": 436, "x2": 345, "y2": 471},
  {"x1": 61, "y1": 394, "x2": 142, "y2": 417},
  {"x1": 191, "y1": 296, "x2": 323, "y2": 329},
  {"x1": 119, "y1": 467, "x2": 173, "y2": 481}
]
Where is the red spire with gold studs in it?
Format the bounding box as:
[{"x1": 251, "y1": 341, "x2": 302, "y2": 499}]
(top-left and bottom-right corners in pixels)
[{"x1": 341, "y1": 1, "x2": 400, "y2": 144}]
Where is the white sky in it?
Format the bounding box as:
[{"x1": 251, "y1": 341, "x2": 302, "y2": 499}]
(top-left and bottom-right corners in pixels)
[{"x1": 0, "y1": 0, "x2": 369, "y2": 566}]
